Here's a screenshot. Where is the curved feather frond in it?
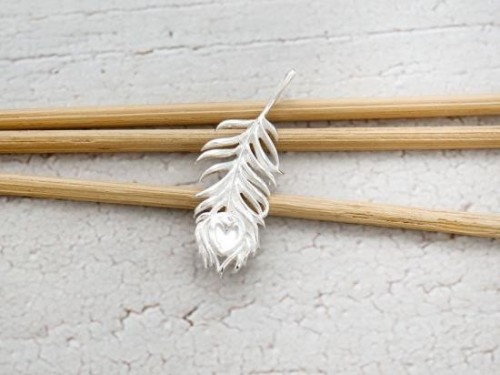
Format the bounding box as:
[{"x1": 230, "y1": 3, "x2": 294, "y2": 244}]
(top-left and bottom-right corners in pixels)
[{"x1": 194, "y1": 70, "x2": 296, "y2": 275}]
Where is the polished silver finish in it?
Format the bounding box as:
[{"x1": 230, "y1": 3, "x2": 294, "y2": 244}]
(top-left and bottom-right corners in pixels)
[{"x1": 194, "y1": 70, "x2": 296, "y2": 274}]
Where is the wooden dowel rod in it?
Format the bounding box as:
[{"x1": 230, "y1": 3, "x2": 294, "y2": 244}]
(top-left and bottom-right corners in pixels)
[
  {"x1": 1, "y1": 96, "x2": 500, "y2": 129},
  {"x1": 0, "y1": 173, "x2": 498, "y2": 239},
  {"x1": 0, "y1": 126, "x2": 498, "y2": 153}
]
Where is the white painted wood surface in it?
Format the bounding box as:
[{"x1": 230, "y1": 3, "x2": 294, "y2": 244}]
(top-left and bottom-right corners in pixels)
[{"x1": 0, "y1": 1, "x2": 499, "y2": 374}]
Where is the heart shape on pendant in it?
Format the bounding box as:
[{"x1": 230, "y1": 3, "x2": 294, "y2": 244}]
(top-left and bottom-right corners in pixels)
[{"x1": 208, "y1": 212, "x2": 245, "y2": 257}]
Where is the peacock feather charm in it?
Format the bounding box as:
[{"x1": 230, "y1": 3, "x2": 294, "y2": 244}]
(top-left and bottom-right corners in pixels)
[{"x1": 194, "y1": 70, "x2": 296, "y2": 275}]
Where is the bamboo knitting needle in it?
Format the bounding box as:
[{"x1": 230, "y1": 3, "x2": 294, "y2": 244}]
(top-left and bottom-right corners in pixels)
[
  {"x1": 0, "y1": 126, "x2": 498, "y2": 153},
  {"x1": 1, "y1": 96, "x2": 500, "y2": 130},
  {"x1": 0, "y1": 173, "x2": 498, "y2": 239}
]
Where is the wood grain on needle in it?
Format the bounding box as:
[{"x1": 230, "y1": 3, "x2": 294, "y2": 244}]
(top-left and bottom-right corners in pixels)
[
  {"x1": 1, "y1": 95, "x2": 500, "y2": 129},
  {"x1": 0, "y1": 126, "x2": 498, "y2": 153},
  {"x1": 0, "y1": 173, "x2": 498, "y2": 239}
]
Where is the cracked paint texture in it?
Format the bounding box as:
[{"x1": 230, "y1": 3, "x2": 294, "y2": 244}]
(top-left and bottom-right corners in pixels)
[{"x1": 0, "y1": 1, "x2": 499, "y2": 374}]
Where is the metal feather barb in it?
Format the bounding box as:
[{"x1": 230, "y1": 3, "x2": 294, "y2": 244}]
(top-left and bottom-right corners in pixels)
[{"x1": 194, "y1": 70, "x2": 296, "y2": 275}]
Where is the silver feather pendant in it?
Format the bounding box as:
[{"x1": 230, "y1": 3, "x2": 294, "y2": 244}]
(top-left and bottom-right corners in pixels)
[{"x1": 194, "y1": 70, "x2": 296, "y2": 275}]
